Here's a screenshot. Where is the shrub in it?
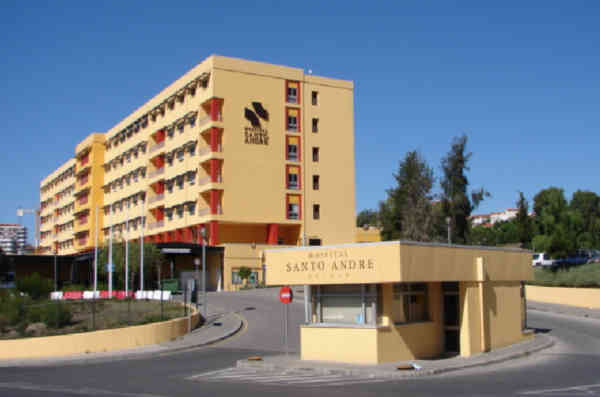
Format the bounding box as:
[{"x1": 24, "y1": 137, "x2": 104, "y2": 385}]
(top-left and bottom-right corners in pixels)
[
  {"x1": 238, "y1": 267, "x2": 252, "y2": 282},
  {"x1": 16, "y1": 273, "x2": 53, "y2": 300},
  {"x1": 63, "y1": 284, "x2": 86, "y2": 292}
]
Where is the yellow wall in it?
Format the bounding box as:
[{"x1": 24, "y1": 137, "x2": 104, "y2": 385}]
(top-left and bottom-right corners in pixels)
[
  {"x1": 0, "y1": 307, "x2": 200, "y2": 359},
  {"x1": 526, "y1": 285, "x2": 600, "y2": 309},
  {"x1": 377, "y1": 282, "x2": 444, "y2": 362},
  {"x1": 355, "y1": 226, "x2": 381, "y2": 243},
  {"x1": 300, "y1": 326, "x2": 379, "y2": 364},
  {"x1": 485, "y1": 281, "x2": 526, "y2": 350}
]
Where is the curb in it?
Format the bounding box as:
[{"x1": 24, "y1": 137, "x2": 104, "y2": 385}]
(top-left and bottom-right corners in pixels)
[{"x1": 236, "y1": 335, "x2": 555, "y2": 380}]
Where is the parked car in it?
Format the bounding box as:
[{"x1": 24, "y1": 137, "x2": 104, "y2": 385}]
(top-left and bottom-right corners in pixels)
[
  {"x1": 532, "y1": 253, "x2": 556, "y2": 267},
  {"x1": 588, "y1": 256, "x2": 600, "y2": 264}
]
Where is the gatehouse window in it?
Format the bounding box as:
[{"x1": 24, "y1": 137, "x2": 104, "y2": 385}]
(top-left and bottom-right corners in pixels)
[
  {"x1": 392, "y1": 283, "x2": 429, "y2": 324},
  {"x1": 312, "y1": 284, "x2": 378, "y2": 325}
]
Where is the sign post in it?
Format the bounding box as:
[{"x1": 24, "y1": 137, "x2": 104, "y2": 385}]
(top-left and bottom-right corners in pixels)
[{"x1": 279, "y1": 286, "x2": 293, "y2": 356}]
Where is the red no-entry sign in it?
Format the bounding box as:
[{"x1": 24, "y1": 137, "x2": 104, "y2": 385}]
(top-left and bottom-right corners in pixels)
[{"x1": 279, "y1": 286, "x2": 293, "y2": 304}]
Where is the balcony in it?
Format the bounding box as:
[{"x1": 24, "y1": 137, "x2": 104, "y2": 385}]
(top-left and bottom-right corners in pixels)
[
  {"x1": 148, "y1": 167, "x2": 165, "y2": 179},
  {"x1": 148, "y1": 220, "x2": 164, "y2": 230},
  {"x1": 148, "y1": 194, "x2": 164, "y2": 205},
  {"x1": 198, "y1": 144, "x2": 223, "y2": 162},
  {"x1": 149, "y1": 141, "x2": 165, "y2": 154},
  {"x1": 197, "y1": 113, "x2": 222, "y2": 129}
]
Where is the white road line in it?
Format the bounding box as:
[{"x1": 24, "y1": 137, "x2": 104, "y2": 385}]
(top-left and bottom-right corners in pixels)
[
  {"x1": 324, "y1": 378, "x2": 393, "y2": 387},
  {"x1": 0, "y1": 382, "x2": 167, "y2": 397},
  {"x1": 186, "y1": 368, "x2": 238, "y2": 379},
  {"x1": 277, "y1": 375, "x2": 347, "y2": 384}
]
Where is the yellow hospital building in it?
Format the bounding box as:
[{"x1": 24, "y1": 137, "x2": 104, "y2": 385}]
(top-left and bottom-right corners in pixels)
[{"x1": 39, "y1": 55, "x2": 355, "y2": 291}]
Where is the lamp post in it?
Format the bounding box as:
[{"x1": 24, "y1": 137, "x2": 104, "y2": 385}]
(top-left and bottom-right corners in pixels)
[
  {"x1": 446, "y1": 216, "x2": 451, "y2": 245},
  {"x1": 201, "y1": 226, "x2": 207, "y2": 319},
  {"x1": 194, "y1": 257, "x2": 200, "y2": 308}
]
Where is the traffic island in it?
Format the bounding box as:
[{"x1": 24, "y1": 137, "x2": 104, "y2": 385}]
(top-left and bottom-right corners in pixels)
[{"x1": 237, "y1": 333, "x2": 554, "y2": 379}]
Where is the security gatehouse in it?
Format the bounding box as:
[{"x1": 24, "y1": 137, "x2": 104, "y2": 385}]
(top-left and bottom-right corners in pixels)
[{"x1": 265, "y1": 241, "x2": 533, "y2": 364}]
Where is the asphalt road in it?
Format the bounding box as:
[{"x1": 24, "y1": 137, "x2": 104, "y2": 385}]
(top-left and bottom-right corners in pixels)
[{"x1": 1, "y1": 290, "x2": 600, "y2": 397}]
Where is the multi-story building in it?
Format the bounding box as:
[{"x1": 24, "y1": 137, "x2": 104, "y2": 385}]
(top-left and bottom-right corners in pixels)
[
  {"x1": 39, "y1": 159, "x2": 76, "y2": 255},
  {"x1": 0, "y1": 224, "x2": 27, "y2": 255},
  {"x1": 39, "y1": 55, "x2": 356, "y2": 290}
]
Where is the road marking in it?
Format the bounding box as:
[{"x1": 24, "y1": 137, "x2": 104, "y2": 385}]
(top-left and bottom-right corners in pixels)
[
  {"x1": 0, "y1": 382, "x2": 167, "y2": 397},
  {"x1": 186, "y1": 367, "x2": 395, "y2": 387},
  {"x1": 519, "y1": 383, "x2": 600, "y2": 395}
]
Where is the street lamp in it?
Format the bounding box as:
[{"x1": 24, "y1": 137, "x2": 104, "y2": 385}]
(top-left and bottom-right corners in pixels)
[
  {"x1": 194, "y1": 257, "x2": 200, "y2": 308},
  {"x1": 446, "y1": 216, "x2": 451, "y2": 245}
]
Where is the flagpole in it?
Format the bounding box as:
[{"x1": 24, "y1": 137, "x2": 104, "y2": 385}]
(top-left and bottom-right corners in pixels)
[
  {"x1": 94, "y1": 205, "x2": 98, "y2": 293},
  {"x1": 108, "y1": 205, "x2": 113, "y2": 298},
  {"x1": 140, "y1": 195, "x2": 145, "y2": 291},
  {"x1": 125, "y1": 202, "x2": 129, "y2": 296}
]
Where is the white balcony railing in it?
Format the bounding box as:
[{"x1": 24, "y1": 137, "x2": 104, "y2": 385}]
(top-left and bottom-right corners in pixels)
[
  {"x1": 148, "y1": 194, "x2": 164, "y2": 204},
  {"x1": 148, "y1": 220, "x2": 164, "y2": 230},
  {"x1": 148, "y1": 168, "x2": 165, "y2": 178},
  {"x1": 148, "y1": 141, "x2": 165, "y2": 154}
]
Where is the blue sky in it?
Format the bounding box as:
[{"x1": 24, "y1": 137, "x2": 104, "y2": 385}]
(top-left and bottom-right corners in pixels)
[{"x1": 1, "y1": 1, "x2": 599, "y2": 244}]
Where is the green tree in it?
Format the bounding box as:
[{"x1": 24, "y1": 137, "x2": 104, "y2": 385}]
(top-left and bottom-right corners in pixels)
[
  {"x1": 379, "y1": 150, "x2": 435, "y2": 241},
  {"x1": 516, "y1": 192, "x2": 533, "y2": 248},
  {"x1": 98, "y1": 241, "x2": 164, "y2": 290},
  {"x1": 238, "y1": 266, "x2": 252, "y2": 283},
  {"x1": 440, "y1": 135, "x2": 489, "y2": 244},
  {"x1": 570, "y1": 190, "x2": 600, "y2": 247},
  {"x1": 356, "y1": 209, "x2": 378, "y2": 227},
  {"x1": 533, "y1": 187, "x2": 567, "y2": 236}
]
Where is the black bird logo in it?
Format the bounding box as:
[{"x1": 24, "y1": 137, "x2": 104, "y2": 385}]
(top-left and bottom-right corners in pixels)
[
  {"x1": 244, "y1": 108, "x2": 260, "y2": 127},
  {"x1": 244, "y1": 102, "x2": 269, "y2": 128},
  {"x1": 252, "y1": 102, "x2": 269, "y2": 121}
]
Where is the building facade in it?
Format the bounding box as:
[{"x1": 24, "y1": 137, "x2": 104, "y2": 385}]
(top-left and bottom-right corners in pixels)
[
  {"x1": 0, "y1": 224, "x2": 27, "y2": 255},
  {"x1": 38, "y1": 55, "x2": 356, "y2": 290},
  {"x1": 265, "y1": 241, "x2": 533, "y2": 364},
  {"x1": 39, "y1": 160, "x2": 76, "y2": 255}
]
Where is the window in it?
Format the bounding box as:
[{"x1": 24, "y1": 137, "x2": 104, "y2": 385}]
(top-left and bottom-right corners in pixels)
[
  {"x1": 312, "y1": 91, "x2": 318, "y2": 105},
  {"x1": 286, "y1": 166, "x2": 300, "y2": 190},
  {"x1": 286, "y1": 136, "x2": 300, "y2": 161},
  {"x1": 166, "y1": 208, "x2": 173, "y2": 221},
  {"x1": 286, "y1": 108, "x2": 300, "y2": 132},
  {"x1": 232, "y1": 271, "x2": 242, "y2": 285},
  {"x1": 187, "y1": 172, "x2": 195, "y2": 185},
  {"x1": 286, "y1": 81, "x2": 300, "y2": 104},
  {"x1": 187, "y1": 202, "x2": 196, "y2": 215},
  {"x1": 176, "y1": 206, "x2": 184, "y2": 218},
  {"x1": 313, "y1": 175, "x2": 320, "y2": 190},
  {"x1": 392, "y1": 283, "x2": 429, "y2": 324},
  {"x1": 313, "y1": 204, "x2": 320, "y2": 220},
  {"x1": 177, "y1": 150, "x2": 184, "y2": 162},
  {"x1": 312, "y1": 118, "x2": 319, "y2": 133},
  {"x1": 312, "y1": 147, "x2": 319, "y2": 162},
  {"x1": 287, "y1": 194, "x2": 301, "y2": 219},
  {"x1": 176, "y1": 176, "x2": 184, "y2": 190},
  {"x1": 316, "y1": 285, "x2": 377, "y2": 325}
]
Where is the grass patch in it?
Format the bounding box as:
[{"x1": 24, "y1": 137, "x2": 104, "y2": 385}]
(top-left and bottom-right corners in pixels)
[{"x1": 530, "y1": 262, "x2": 600, "y2": 288}]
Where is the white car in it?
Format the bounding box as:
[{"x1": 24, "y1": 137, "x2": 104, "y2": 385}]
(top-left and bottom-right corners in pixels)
[{"x1": 532, "y1": 253, "x2": 556, "y2": 267}]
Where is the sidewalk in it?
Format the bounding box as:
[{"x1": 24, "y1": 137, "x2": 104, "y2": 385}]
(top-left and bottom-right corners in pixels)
[
  {"x1": 237, "y1": 333, "x2": 554, "y2": 379},
  {"x1": 0, "y1": 304, "x2": 244, "y2": 367}
]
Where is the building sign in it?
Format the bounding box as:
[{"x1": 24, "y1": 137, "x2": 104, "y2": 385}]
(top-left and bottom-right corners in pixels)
[
  {"x1": 244, "y1": 102, "x2": 269, "y2": 146},
  {"x1": 285, "y1": 249, "x2": 376, "y2": 281}
]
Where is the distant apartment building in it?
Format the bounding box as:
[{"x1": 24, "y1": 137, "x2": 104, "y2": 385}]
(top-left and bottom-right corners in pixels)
[
  {"x1": 470, "y1": 208, "x2": 519, "y2": 227},
  {"x1": 38, "y1": 55, "x2": 356, "y2": 290},
  {"x1": 0, "y1": 224, "x2": 27, "y2": 254}
]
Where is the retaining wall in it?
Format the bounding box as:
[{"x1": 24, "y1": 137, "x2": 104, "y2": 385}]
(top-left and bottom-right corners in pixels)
[
  {"x1": 0, "y1": 306, "x2": 201, "y2": 359},
  {"x1": 526, "y1": 285, "x2": 600, "y2": 309}
]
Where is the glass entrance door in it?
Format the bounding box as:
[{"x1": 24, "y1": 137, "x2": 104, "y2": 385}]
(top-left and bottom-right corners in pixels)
[{"x1": 442, "y1": 282, "x2": 460, "y2": 354}]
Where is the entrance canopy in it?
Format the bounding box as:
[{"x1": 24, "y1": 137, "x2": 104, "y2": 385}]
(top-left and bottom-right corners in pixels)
[{"x1": 265, "y1": 241, "x2": 533, "y2": 286}]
